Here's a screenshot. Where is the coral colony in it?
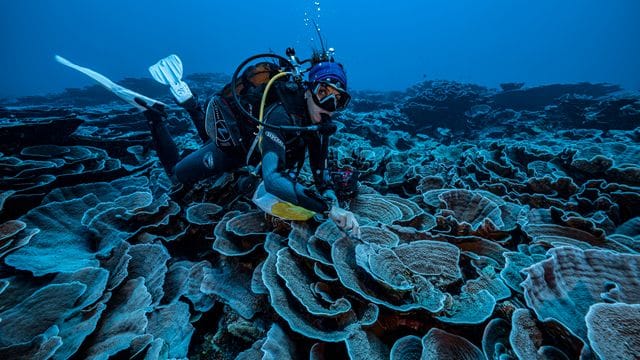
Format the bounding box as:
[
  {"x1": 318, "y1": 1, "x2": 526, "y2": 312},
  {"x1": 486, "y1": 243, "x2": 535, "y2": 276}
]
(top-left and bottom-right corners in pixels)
[{"x1": 0, "y1": 75, "x2": 639, "y2": 359}]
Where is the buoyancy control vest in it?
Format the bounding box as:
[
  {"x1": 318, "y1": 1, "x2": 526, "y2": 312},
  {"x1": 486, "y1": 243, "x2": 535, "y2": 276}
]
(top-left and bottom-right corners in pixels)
[{"x1": 203, "y1": 62, "x2": 305, "y2": 155}]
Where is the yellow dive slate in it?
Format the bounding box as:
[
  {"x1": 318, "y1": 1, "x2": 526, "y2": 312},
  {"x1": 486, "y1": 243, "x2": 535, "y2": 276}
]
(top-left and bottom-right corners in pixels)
[{"x1": 252, "y1": 182, "x2": 316, "y2": 221}]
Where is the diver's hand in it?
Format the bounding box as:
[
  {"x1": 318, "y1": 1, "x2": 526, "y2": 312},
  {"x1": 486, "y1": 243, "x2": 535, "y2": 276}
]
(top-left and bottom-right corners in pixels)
[{"x1": 329, "y1": 205, "x2": 361, "y2": 239}]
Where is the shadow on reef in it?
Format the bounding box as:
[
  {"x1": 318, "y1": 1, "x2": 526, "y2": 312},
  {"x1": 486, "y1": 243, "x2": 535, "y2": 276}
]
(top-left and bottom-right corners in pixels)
[{"x1": 0, "y1": 76, "x2": 639, "y2": 359}]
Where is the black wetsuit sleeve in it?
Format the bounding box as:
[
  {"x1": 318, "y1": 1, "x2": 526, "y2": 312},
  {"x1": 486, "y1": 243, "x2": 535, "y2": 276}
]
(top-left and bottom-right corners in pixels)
[
  {"x1": 181, "y1": 96, "x2": 209, "y2": 143},
  {"x1": 307, "y1": 133, "x2": 334, "y2": 193},
  {"x1": 307, "y1": 133, "x2": 338, "y2": 207},
  {"x1": 259, "y1": 107, "x2": 329, "y2": 213}
]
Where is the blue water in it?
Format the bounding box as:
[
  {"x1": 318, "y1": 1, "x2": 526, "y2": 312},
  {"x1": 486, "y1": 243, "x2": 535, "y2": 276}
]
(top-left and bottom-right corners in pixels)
[{"x1": 1, "y1": 0, "x2": 639, "y2": 98}]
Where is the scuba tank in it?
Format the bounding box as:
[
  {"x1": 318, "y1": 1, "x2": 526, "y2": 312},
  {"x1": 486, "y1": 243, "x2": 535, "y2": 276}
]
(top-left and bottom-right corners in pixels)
[{"x1": 227, "y1": 47, "x2": 338, "y2": 134}]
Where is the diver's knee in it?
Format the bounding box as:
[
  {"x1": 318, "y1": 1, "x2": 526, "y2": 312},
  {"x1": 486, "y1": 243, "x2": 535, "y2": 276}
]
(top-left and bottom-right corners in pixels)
[
  {"x1": 168, "y1": 171, "x2": 181, "y2": 185},
  {"x1": 171, "y1": 150, "x2": 217, "y2": 184},
  {"x1": 170, "y1": 161, "x2": 189, "y2": 185},
  {"x1": 202, "y1": 151, "x2": 216, "y2": 170},
  {"x1": 172, "y1": 163, "x2": 191, "y2": 184}
]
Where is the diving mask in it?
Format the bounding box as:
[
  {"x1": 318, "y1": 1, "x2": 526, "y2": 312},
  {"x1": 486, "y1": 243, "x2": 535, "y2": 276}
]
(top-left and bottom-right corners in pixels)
[{"x1": 311, "y1": 81, "x2": 351, "y2": 112}]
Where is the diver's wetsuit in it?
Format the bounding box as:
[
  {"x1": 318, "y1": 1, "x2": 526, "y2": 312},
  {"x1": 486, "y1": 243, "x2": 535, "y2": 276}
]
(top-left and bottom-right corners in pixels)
[
  {"x1": 258, "y1": 98, "x2": 335, "y2": 213},
  {"x1": 144, "y1": 99, "x2": 244, "y2": 185},
  {"x1": 144, "y1": 89, "x2": 334, "y2": 213}
]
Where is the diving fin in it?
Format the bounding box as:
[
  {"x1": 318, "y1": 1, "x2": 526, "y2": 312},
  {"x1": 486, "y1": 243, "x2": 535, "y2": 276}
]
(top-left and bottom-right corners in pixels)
[
  {"x1": 148, "y1": 54, "x2": 193, "y2": 104},
  {"x1": 55, "y1": 55, "x2": 166, "y2": 111}
]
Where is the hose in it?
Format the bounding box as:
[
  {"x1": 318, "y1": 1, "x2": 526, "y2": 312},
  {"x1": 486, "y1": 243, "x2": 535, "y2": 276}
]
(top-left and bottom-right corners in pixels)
[
  {"x1": 259, "y1": 71, "x2": 291, "y2": 126},
  {"x1": 230, "y1": 53, "x2": 321, "y2": 133}
]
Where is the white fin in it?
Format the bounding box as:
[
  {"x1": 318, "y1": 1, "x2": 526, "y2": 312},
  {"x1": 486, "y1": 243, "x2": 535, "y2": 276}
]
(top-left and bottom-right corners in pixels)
[
  {"x1": 149, "y1": 54, "x2": 183, "y2": 85},
  {"x1": 149, "y1": 54, "x2": 193, "y2": 103},
  {"x1": 55, "y1": 55, "x2": 165, "y2": 111}
]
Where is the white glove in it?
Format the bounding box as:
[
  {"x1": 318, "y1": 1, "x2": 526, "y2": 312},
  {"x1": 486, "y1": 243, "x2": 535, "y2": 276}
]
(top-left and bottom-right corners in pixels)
[{"x1": 328, "y1": 205, "x2": 361, "y2": 239}]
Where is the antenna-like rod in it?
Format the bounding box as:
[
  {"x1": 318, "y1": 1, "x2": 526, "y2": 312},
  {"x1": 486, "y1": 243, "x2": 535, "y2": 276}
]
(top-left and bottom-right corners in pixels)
[{"x1": 311, "y1": 19, "x2": 327, "y2": 56}]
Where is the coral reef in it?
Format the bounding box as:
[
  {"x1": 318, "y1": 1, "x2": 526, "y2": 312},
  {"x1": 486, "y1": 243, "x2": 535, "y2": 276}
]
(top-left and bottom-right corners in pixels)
[{"x1": 0, "y1": 77, "x2": 639, "y2": 359}]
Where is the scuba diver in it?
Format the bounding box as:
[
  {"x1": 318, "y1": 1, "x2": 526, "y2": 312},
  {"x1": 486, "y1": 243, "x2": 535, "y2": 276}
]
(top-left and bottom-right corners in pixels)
[{"x1": 56, "y1": 48, "x2": 361, "y2": 239}]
